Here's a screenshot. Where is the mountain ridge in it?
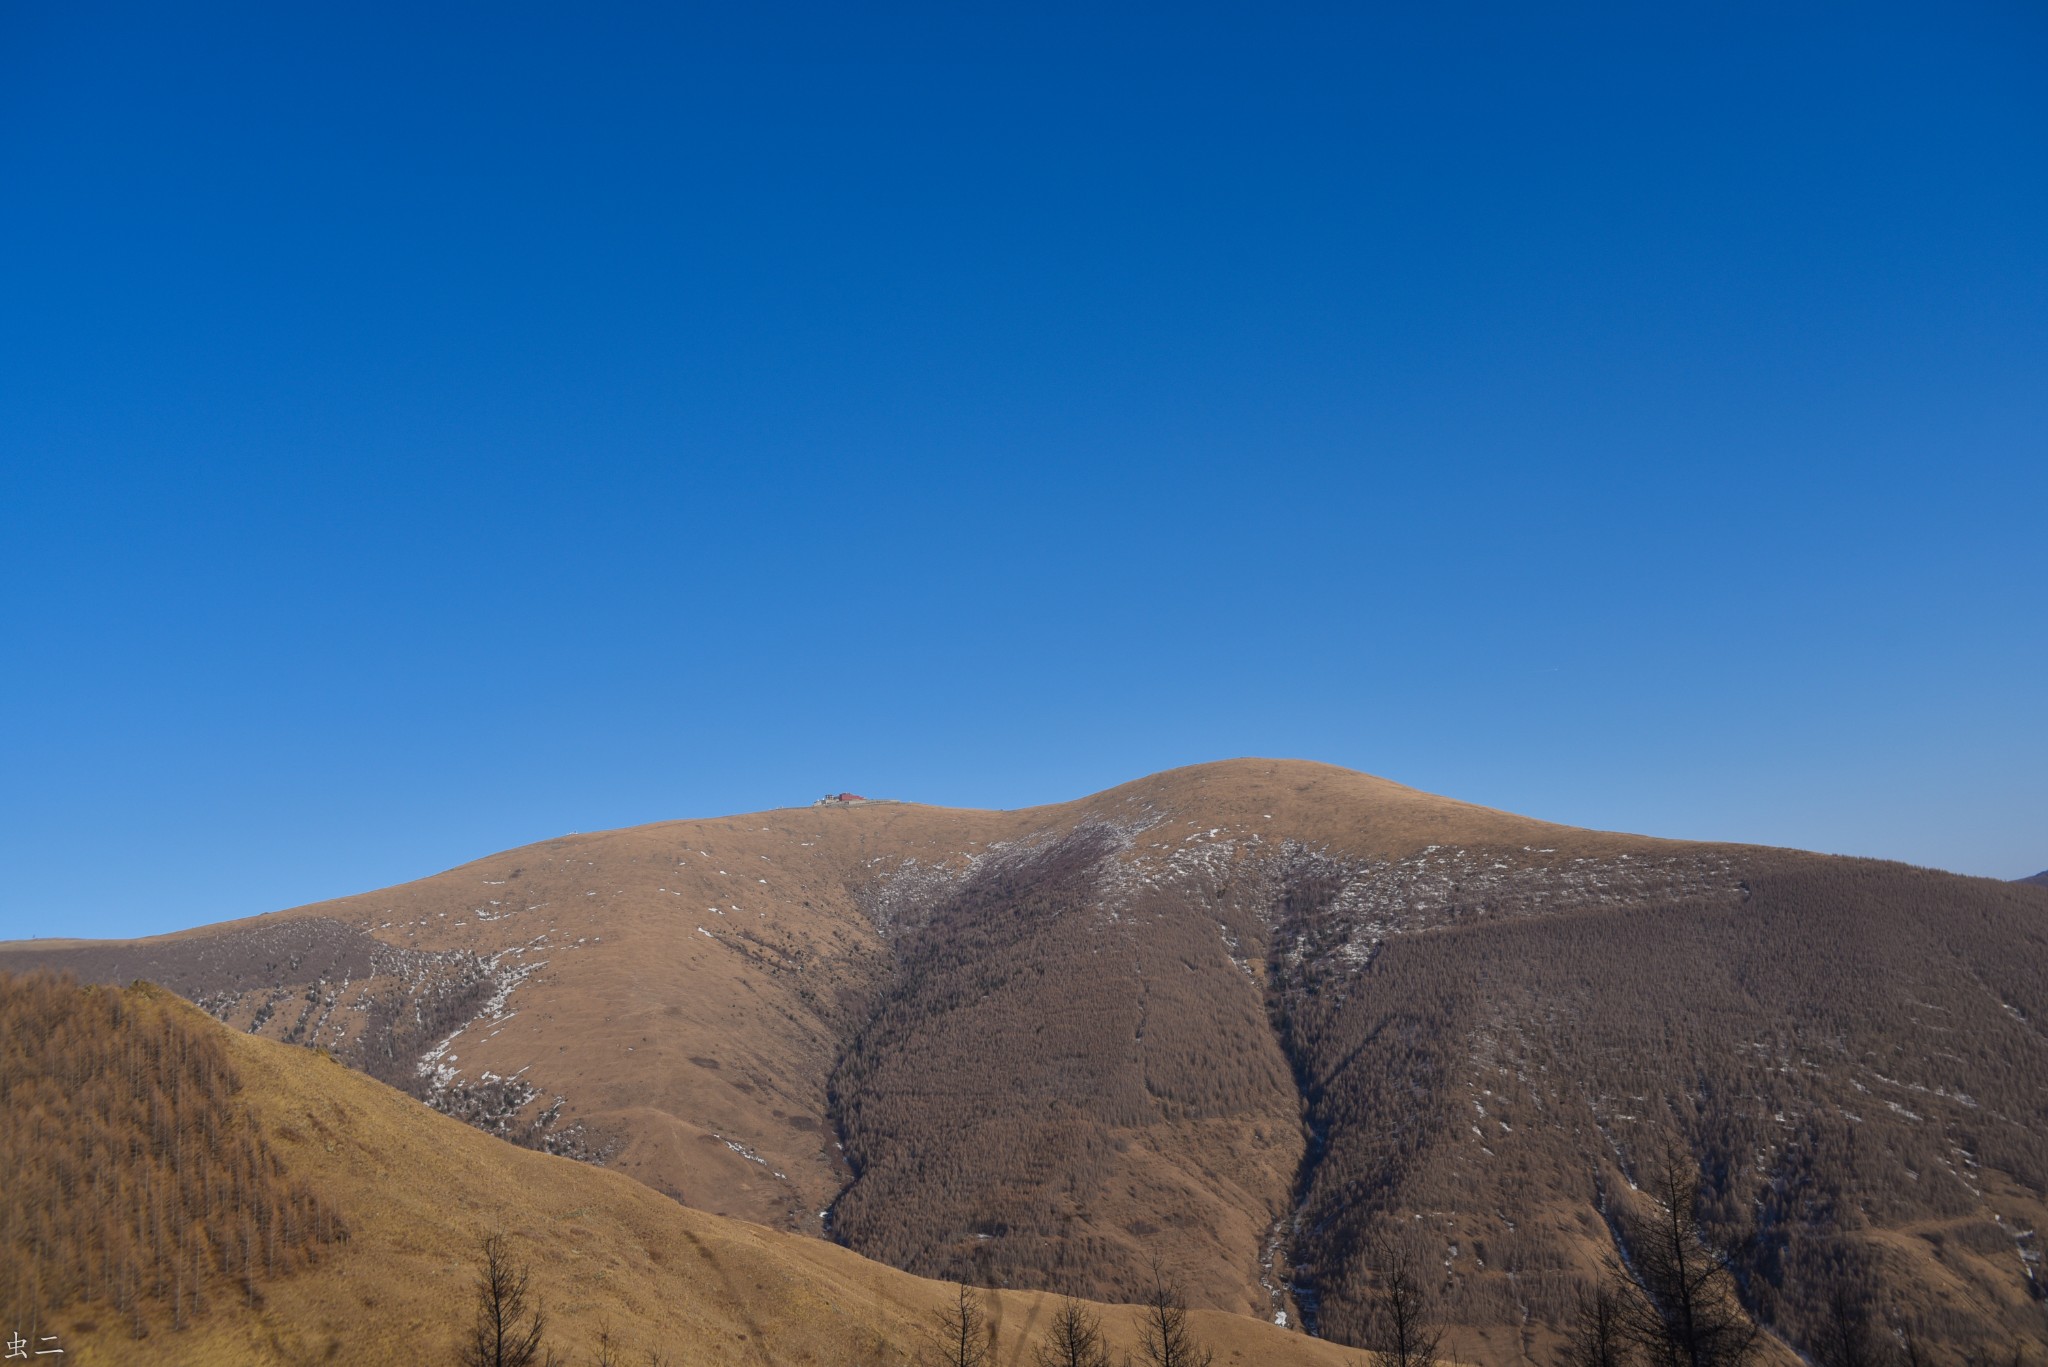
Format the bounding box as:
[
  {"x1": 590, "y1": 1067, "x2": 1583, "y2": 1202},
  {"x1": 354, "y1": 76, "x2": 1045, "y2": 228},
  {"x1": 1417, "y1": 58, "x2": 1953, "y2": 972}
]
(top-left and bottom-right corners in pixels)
[{"x1": 4, "y1": 758, "x2": 2043, "y2": 1361}]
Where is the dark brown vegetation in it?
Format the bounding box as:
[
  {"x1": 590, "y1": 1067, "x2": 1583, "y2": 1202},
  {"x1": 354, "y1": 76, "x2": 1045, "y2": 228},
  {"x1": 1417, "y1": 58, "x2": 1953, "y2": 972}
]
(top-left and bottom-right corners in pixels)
[
  {"x1": 1558, "y1": 1286, "x2": 1630, "y2": 1367},
  {"x1": 829, "y1": 821, "x2": 1301, "y2": 1308},
  {"x1": 0, "y1": 972, "x2": 345, "y2": 1339},
  {"x1": 828, "y1": 801, "x2": 2048, "y2": 1360},
  {"x1": 1273, "y1": 857, "x2": 2048, "y2": 1358},
  {"x1": 1555, "y1": 1151, "x2": 2047, "y2": 1367},
  {"x1": 1606, "y1": 1155, "x2": 1760, "y2": 1367}
]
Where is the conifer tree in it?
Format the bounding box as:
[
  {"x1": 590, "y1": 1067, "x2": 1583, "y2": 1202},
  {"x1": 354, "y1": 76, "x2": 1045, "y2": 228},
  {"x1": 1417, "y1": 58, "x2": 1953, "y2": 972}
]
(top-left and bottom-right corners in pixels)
[{"x1": 460, "y1": 1234, "x2": 551, "y2": 1367}]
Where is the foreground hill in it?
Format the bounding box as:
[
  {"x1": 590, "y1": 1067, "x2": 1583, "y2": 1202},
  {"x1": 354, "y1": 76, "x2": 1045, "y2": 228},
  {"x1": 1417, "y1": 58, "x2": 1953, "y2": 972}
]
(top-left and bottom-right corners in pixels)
[
  {"x1": 0, "y1": 974, "x2": 1373, "y2": 1367},
  {"x1": 5, "y1": 759, "x2": 2045, "y2": 1360}
]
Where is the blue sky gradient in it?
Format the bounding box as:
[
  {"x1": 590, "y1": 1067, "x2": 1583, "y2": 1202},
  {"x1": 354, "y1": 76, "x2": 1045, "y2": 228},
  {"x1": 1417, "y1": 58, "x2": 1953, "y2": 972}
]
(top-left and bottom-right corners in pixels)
[{"x1": 4, "y1": 3, "x2": 2044, "y2": 939}]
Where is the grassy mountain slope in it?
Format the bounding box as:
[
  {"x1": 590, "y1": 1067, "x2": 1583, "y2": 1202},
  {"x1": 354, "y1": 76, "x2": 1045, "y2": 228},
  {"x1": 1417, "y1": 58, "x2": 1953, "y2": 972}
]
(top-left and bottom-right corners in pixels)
[{"x1": 1, "y1": 975, "x2": 1375, "y2": 1367}]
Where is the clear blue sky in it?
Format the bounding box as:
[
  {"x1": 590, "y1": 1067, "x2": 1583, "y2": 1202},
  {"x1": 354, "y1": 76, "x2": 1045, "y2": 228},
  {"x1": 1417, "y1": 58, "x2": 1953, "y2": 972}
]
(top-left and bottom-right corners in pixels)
[{"x1": 4, "y1": 3, "x2": 2043, "y2": 940}]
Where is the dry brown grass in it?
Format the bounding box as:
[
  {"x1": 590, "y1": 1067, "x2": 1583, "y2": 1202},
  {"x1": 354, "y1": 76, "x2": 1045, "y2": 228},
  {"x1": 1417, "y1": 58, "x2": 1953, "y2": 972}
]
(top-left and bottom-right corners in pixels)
[{"x1": 0, "y1": 976, "x2": 1376, "y2": 1367}]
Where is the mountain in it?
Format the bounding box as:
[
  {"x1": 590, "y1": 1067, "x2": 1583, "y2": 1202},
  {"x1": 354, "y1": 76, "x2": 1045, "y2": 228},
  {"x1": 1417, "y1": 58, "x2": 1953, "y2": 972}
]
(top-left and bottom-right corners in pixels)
[
  {"x1": 0, "y1": 973, "x2": 1372, "y2": 1367},
  {"x1": 5, "y1": 759, "x2": 2044, "y2": 1362},
  {"x1": 2020, "y1": 871, "x2": 2048, "y2": 887}
]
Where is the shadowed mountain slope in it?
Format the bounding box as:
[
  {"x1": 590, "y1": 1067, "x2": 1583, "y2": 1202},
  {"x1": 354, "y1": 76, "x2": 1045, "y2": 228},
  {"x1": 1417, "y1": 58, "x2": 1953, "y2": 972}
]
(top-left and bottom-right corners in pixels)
[{"x1": 5, "y1": 760, "x2": 2044, "y2": 1361}]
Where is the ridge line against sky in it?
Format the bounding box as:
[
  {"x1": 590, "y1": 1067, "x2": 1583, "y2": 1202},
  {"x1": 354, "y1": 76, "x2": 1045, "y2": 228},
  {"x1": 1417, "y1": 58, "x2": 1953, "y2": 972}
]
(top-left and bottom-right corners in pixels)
[{"x1": 2, "y1": 1, "x2": 2043, "y2": 940}]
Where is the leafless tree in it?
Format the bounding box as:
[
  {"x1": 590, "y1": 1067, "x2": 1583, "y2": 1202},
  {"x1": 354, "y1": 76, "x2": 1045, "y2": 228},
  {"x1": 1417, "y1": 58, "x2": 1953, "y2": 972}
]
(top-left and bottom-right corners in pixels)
[
  {"x1": 1613, "y1": 1155, "x2": 1759, "y2": 1367},
  {"x1": 1035, "y1": 1293, "x2": 1113, "y2": 1367},
  {"x1": 924, "y1": 1281, "x2": 993, "y2": 1367},
  {"x1": 459, "y1": 1234, "x2": 552, "y2": 1367},
  {"x1": 1558, "y1": 1284, "x2": 1633, "y2": 1367},
  {"x1": 1812, "y1": 1283, "x2": 1877, "y2": 1367},
  {"x1": 1365, "y1": 1237, "x2": 1445, "y2": 1367},
  {"x1": 1136, "y1": 1267, "x2": 1213, "y2": 1367}
]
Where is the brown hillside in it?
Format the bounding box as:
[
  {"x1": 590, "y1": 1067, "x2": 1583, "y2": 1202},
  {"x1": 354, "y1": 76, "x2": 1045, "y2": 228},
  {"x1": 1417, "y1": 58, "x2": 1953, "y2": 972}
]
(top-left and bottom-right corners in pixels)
[
  {"x1": 1267, "y1": 859, "x2": 2048, "y2": 1353},
  {"x1": 0, "y1": 975, "x2": 344, "y2": 1341},
  {"x1": 0, "y1": 973, "x2": 1376, "y2": 1367},
  {"x1": 0, "y1": 763, "x2": 1568, "y2": 1247},
  {"x1": 4, "y1": 759, "x2": 2045, "y2": 1361}
]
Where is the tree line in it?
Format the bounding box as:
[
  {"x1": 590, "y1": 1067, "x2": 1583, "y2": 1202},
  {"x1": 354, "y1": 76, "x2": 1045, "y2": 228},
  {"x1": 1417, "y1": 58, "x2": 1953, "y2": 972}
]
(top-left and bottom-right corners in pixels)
[{"x1": 455, "y1": 1234, "x2": 1223, "y2": 1367}]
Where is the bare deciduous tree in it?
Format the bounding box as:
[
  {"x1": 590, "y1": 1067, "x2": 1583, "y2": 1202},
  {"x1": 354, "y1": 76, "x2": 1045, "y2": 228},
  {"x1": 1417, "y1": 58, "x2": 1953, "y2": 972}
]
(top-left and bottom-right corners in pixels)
[
  {"x1": 1613, "y1": 1156, "x2": 1759, "y2": 1367},
  {"x1": 1811, "y1": 1283, "x2": 1877, "y2": 1367},
  {"x1": 1034, "y1": 1293, "x2": 1113, "y2": 1367},
  {"x1": 1365, "y1": 1238, "x2": 1445, "y2": 1367},
  {"x1": 1558, "y1": 1284, "x2": 1633, "y2": 1367},
  {"x1": 1136, "y1": 1268, "x2": 1214, "y2": 1367},
  {"x1": 925, "y1": 1281, "x2": 993, "y2": 1367}
]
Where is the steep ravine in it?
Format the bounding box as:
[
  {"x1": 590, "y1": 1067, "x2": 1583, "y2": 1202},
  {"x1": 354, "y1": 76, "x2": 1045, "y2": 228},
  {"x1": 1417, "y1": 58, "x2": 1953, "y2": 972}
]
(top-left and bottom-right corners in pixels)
[{"x1": 819, "y1": 819, "x2": 1305, "y2": 1312}]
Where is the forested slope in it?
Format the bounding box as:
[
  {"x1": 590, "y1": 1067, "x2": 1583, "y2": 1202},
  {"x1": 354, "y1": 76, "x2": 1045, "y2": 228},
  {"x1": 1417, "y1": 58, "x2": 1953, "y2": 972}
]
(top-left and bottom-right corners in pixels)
[{"x1": 1267, "y1": 859, "x2": 2048, "y2": 1354}]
